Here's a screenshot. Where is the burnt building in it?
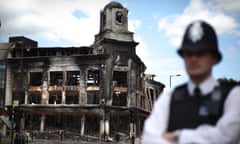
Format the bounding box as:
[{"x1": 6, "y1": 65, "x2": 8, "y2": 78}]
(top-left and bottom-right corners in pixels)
[{"x1": 0, "y1": 1, "x2": 164, "y2": 142}]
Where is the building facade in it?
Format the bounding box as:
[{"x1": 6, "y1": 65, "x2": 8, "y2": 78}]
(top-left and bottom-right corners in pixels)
[{"x1": 0, "y1": 2, "x2": 164, "y2": 142}]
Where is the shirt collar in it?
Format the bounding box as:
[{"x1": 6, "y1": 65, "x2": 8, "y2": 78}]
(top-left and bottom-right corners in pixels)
[{"x1": 188, "y1": 76, "x2": 219, "y2": 96}]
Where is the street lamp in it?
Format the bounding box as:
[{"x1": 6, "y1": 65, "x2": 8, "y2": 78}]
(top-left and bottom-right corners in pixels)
[{"x1": 169, "y1": 74, "x2": 181, "y2": 88}]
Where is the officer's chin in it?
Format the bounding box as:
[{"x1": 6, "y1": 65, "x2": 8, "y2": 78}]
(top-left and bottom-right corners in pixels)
[{"x1": 187, "y1": 70, "x2": 202, "y2": 77}]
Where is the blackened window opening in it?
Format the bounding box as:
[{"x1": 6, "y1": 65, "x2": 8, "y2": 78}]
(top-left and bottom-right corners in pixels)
[
  {"x1": 87, "y1": 70, "x2": 100, "y2": 86},
  {"x1": 66, "y1": 71, "x2": 80, "y2": 85},
  {"x1": 50, "y1": 71, "x2": 63, "y2": 86},
  {"x1": 30, "y1": 72, "x2": 42, "y2": 86},
  {"x1": 113, "y1": 71, "x2": 127, "y2": 87}
]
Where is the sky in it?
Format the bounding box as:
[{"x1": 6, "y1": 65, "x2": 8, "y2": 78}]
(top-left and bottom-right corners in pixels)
[{"x1": 0, "y1": 0, "x2": 240, "y2": 89}]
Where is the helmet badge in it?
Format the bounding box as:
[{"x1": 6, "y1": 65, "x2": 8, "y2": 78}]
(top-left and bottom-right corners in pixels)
[{"x1": 188, "y1": 21, "x2": 204, "y2": 43}]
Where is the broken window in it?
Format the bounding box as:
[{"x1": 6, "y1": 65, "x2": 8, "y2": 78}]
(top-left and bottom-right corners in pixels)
[
  {"x1": 85, "y1": 116, "x2": 100, "y2": 135},
  {"x1": 66, "y1": 71, "x2": 80, "y2": 85},
  {"x1": 149, "y1": 88, "x2": 154, "y2": 102},
  {"x1": 30, "y1": 72, "x2": 42, "y2": 86},
  {"x1": 39, "y1": 49, "x2": 47, "y2": 56},
  {"x1": 116, "y1": 11, "x2": 123, "y2": 24},
  {"x1": 87, "y1": 70, "x2": 100, "y2": 86},
  {"x1": 112, "y1": 92, "x2": 126, "y2": 106},
  {"x1": 28, "y1": 93, "x2": 41, "y2": 104},
  {"x1": 113, "y1": 71, "x2": 127, "y2": 87},
  {"x1": 50, "y1": 71, "x2": 63, "y2": 86},
  {"x1": 110, "y1": 116, "x2": 129, "y2": 134},
  {"x1": 49, "y1": 92, "x2": 62, "y2": 104},
  {"x1": 87, "y1": 92, "x2": 99, "y2": 104},
  {"x1": 66, "y1": 93, "x2": 78, "y2": 104},
  {"x1": 48, "y1": 49, "x2": 57, "y2": 56}
]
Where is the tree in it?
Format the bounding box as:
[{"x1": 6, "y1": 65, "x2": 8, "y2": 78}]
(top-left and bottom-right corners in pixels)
[{"x1": 217, "y1": 77, "x2": 239, "y2": 84}]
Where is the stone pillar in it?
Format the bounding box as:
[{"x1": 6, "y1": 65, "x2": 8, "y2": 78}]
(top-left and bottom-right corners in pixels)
[
  {"x1": 100, "y1": 106, "x2": 105, "y2": 138},
  {"x1": 80, "y1": 115, "x2": 85, "y2": 136},
  {"x1": 100, "y1": 119, "x2": 104, "y2": 137},
  {"x1": 20, "y1": 117, "x2": 25, "y2": 131},
  {"x1": 24, "y1": 91, "x2": 28, "y2": 104},
  {"x1": 40, "y1": 72, "x2": 48, "y2": 133},
  {"x1": 130, "y1": 123, "x2": 136, "y2": 140},
  {"x1": 40, "y1": 115, "x2": 45, "y2": 133},
  {"x1": 100, "y1": 108, "x2": 110, "y2": 140},
  {"x1": 128, "y1": 59, "x2": 137, "y2": 107},
  {"x1": 79, "y1": 69, "x2": 87, "y2": 104},
  {"x1": 62, "y1": 91, "x2": 66, "y2": 104},
  {"x1": 5, "y1": 66, "x2": 13, "y2": 106},
  {"x1": 41, "y1": 80, "x2": 49, "y2": 104},
  {"x1": 105, "y1": 118, "x2": 110, "y2": 138}
]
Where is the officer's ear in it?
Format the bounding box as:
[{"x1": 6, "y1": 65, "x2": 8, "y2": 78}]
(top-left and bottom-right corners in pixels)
[{"x1": 211, "y1": 53, "x2": 219, "y2": 65}]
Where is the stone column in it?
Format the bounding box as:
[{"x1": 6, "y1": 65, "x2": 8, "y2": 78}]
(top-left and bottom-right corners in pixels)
[
  {"x1": 20, "y1": 117, "x2": 25, "y2": 131},
  {"x1": 40, "y1": 72, "x2": 48, "y2": 132},
  {"x1": 100, "y1": 106, "x2": 110, "y2": 140},
  {"x1": 62, "y1": 91, "x2": 66, "y2": 104},
  {"x1": 100, "y1": 119, "x2": 104, "y2": 137},
  {"x1": 128, "y1": 59, "x2": 137, "y2": 107},
  {"x1": 80, "y1": 115, "x2": 85, "y2": 136},
  {"x1": 105, "y1": 117, "x2": 110, "y2": 139},
  {"x1": 130, "y1": 123, "x2": 136, "y2": 141},
  {"x1": 5, "y1": 66, "x2": 13, "y2": 106},
  {"x1": 79, "y1": 69, "x2": 87, "y2": 104},
  {"x1": 40, "y1": 115, "x2": 45, "y2": 133},
  {"x1": 24, "y1": 91, "x2": 28, "y2": 104},
  {"x1": 41, "y1": 81, "x2": 49, "y2": 104},
  {"x1": 62, "y1": 71, "x2": 66, "y2": 104}
]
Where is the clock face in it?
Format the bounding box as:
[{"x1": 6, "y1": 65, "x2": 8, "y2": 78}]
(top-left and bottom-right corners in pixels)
[{"x1": 116, "y1": 11, "x2": 124, "y2": 24}]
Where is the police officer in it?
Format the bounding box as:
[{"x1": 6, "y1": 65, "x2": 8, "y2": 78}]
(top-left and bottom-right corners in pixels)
[{"x1": 141, "y1": 20, "x2": 240, "y2": 144}]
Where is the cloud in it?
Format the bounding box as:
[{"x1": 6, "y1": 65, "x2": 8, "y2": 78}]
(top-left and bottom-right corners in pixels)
[
  {"x1": 225, "y1": 47, "x2": 240, "y2": 59},
  {"x1": 145, "y1": 57, "x2": 185, "y2": 76},
  {"x1": 143, "y1": 57, "x2": 187, "y2": 87},
  {"x1": 128, "y1": 19, "x2": 149, "y2": 60},
  {"x1": 0, "y1": 0, "x2": 149, "y2": 63},
  {"x1": 213, "y1": 0, "x2": 240, "y2": 14},
  {"x1": 0, "y1": 0, "x2": 109, "y2": 46},
  {"x1": 157, "y1": 0, "x2": 239, "y2": 47},
  {"x1": 135, "y1": 35, "x2": 149, "y2": 60}
]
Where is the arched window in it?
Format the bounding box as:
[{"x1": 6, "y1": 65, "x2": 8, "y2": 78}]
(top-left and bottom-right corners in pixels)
[{"x1": 116, "y1": 11, "x2": 123, "y2": 24}]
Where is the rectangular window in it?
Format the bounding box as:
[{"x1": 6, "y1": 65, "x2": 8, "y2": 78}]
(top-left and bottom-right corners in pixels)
[
  {"x1": 50, "y1": 71, "x2": 63, "y2": 86},
  {"x1": 87, "y1": 70, "x2": 100, "y2": 86},
  {"x1": 30, "y1": 72, "x2": 42, "y2": 86},
  {"x1": 66, "y1": 71, "x2": 80, "y2": 85},
  {"x1": 87, "y1": 92, "x2": 99, "y2": 104},
  {"x1": 113, "y1": 71, "x2": 127, "y2": 87}
]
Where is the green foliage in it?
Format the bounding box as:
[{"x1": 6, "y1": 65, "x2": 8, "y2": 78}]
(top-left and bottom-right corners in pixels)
[{"x1": 217, "y1": 77, "x2": 238, "y2": 83}]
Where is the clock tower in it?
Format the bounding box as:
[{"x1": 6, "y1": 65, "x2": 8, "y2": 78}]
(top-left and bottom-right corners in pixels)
[
  {"x1": 91, "y1": 2, "x2": 146, "y2": 140},
  {"x1": 94, "y1": 1, "x2": 135, "y2": 43}
]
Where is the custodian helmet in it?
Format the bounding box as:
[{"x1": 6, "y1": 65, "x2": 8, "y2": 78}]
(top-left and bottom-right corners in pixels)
[{"x1": 177, "y1": 20, "x2": 222, "y2": 63}]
